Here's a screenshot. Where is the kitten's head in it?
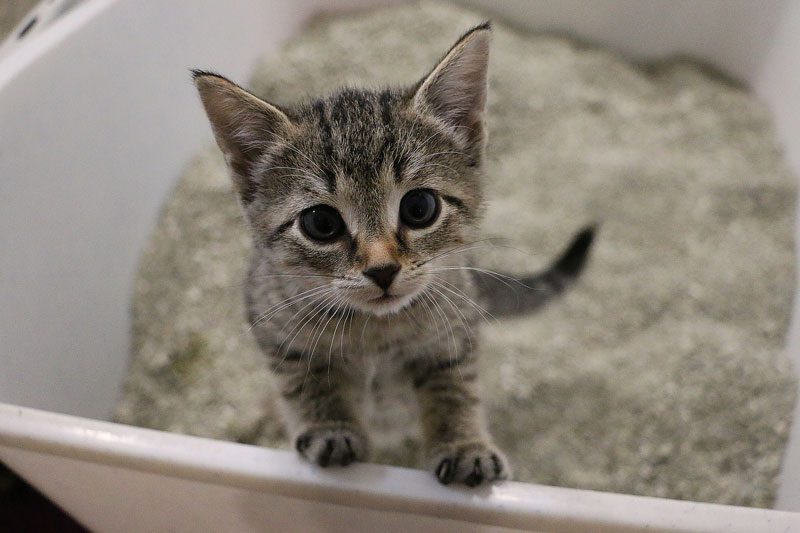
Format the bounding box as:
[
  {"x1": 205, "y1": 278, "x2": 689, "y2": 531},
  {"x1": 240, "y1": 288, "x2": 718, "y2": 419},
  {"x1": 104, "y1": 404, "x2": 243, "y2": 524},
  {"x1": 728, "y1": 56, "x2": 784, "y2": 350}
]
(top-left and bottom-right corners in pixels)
[{"x1": 194, "y1": 24, "x2": 490, "y2": 316}]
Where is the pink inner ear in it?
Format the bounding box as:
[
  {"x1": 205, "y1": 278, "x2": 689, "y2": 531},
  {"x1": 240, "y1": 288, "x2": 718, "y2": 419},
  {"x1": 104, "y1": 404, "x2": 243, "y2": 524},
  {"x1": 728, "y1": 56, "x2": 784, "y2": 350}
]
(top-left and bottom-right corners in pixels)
[
  {"x1": 194, "y1": 73, "x2": 292, "y2": 196},
  {"x1": 413, "y1": 28, "x2": 490, "y2": 152}
]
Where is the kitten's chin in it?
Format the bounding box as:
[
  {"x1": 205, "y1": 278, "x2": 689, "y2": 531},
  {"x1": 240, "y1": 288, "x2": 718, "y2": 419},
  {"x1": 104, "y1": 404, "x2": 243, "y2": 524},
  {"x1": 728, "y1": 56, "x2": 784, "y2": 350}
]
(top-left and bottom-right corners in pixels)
[{"x1": 355, "y1": 291, "x2": 416, "y2": 317}]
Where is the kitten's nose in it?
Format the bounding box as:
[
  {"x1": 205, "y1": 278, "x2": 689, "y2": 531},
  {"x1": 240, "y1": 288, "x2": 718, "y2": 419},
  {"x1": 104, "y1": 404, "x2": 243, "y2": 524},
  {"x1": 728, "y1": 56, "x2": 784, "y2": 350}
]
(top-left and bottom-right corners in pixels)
[{"x1": 363, "y1": 263, "x2": 401, "y2": 291}]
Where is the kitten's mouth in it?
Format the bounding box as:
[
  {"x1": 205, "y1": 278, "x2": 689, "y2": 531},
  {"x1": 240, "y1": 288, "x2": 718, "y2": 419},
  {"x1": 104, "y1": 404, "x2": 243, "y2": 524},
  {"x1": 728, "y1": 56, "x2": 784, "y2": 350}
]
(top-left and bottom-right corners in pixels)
[
  {"x1": 359, "y1": 289, "x2": 417, "y2": 316},
  {"x1": 370, "y1": 294, "x2": 400, "y2": 303}
]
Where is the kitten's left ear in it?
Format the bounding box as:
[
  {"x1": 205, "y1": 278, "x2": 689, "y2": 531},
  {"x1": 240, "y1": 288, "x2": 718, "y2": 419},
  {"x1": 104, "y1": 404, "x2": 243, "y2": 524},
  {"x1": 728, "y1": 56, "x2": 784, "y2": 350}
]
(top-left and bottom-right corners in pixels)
[
  {"x1": 412, "y1": 22, "x2": 491, "y2": 158},
  {"x1": 192, "y1": 70, "x2": 292, "y2": 197}
]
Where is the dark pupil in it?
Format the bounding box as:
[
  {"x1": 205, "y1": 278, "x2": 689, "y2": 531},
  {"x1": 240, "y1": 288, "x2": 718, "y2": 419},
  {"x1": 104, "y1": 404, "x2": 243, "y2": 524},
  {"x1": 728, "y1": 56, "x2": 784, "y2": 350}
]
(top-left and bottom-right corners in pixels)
[
  {"x1": 312, "y1": 212, "x2": 336, "y2": 235},
  {"x1": 302, "y1": 207, "x2": 342, "y2": 241},
  {"x1": 407, "y1": 195, "x2": 429, "y2": 219},
  {"x1": 401, "y1": 190, "x2": 436, "y2": 226}
]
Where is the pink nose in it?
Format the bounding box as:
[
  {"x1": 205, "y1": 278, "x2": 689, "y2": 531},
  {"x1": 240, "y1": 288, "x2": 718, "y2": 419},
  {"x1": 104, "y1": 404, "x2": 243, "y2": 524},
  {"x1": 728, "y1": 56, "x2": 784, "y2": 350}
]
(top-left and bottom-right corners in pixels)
[{"x1": 363, "y1": 263, "x2": 401, "y2": 291}]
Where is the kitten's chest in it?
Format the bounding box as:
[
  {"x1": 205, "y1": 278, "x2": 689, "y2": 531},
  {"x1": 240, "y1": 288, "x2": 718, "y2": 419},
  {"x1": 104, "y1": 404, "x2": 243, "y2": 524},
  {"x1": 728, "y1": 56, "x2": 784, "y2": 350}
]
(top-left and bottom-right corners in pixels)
[
  {"x1": 344, "y1": 312, "x2": 439, "y2": 364},
  {"x1": 335, "y1": 314, "x2": 439, "y2": 397},
  {"x1": 355, "y1": 343, "x2": 421, "y2": 449}
]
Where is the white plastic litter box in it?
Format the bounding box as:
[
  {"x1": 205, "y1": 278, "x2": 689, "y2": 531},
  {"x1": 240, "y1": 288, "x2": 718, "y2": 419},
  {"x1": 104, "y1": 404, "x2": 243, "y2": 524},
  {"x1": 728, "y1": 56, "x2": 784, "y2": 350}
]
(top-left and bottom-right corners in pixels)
[{"x1": 2, "y1": 0, "x2": 800, "y2": 531}]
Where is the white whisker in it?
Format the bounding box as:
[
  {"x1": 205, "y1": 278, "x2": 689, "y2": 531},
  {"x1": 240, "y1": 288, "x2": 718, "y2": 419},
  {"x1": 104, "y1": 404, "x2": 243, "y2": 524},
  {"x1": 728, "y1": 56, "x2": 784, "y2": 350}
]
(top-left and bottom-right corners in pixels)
[
  {"x1": 415, "y1": 238, "x2": 504, "y2": 267},
  {"x1": 422, "y1": 288, "x2": 456, "y2": 363},
  {"x1": 269, "y1": 290, "x2": 338, "y2": 373},
  {"x1": 428, "y1": 282, "x2": 474, "y2": 352},
  {"x1": 306, "y1": 295, "x2": 346, "y2": 385},
  {"x1": 431, "y1": 277, "x2": 497, "y2": 325},
  {"x1": 414, "y1": 161, "x2": 459, "y2": 175},
  {"x1": 248, "y1": 284, "x2": 333, "y2": 330},
  {"x1": 428, "y1": 265, "x2": 539, "y2": 291},
  {"x1": 359, "y1": 313, "x2": 373, "y2": 348},
  {"x1": 277, "y1": 291, "x2": 338, "y2": 356}
]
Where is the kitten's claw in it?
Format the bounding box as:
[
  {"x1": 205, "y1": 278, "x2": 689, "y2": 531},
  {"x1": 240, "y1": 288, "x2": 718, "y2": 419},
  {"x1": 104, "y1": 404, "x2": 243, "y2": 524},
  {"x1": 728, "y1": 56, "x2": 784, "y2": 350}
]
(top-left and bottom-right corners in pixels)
[
  {"x1": 430, "y1": 442, "x2": 510, "y2": 486},
  {"x1": 435, "y1": 458, "x2": 455, "y2": 484},
  {"x1": 295, "y1": 424, "x2": 367, "y2": 467},
  {"x1": 341, "y1": 437, "x2": 355, "y2": 466}
]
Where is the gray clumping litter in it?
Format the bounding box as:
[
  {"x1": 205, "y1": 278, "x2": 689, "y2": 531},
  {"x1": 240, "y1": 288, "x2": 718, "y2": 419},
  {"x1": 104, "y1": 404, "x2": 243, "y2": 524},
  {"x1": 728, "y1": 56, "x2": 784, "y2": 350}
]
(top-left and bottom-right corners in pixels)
[{"x1": 114, "y1": 1, "x2": 798, "y2": 507}]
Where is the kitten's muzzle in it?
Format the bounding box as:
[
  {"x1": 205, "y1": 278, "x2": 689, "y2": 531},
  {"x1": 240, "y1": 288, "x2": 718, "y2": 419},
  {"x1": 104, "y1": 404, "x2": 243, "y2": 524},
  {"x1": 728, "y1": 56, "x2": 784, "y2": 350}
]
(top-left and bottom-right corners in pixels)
[{"x1": 363, "y1": 263, "x2": 401, "y2": 291}]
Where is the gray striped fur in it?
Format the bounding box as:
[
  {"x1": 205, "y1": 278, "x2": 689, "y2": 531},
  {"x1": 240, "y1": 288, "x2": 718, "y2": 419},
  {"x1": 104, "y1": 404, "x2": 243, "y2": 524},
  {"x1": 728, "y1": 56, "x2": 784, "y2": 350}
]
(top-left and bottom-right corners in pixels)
[{"x1": 193, "y1": 23, "x2": 590, "y2": 486}]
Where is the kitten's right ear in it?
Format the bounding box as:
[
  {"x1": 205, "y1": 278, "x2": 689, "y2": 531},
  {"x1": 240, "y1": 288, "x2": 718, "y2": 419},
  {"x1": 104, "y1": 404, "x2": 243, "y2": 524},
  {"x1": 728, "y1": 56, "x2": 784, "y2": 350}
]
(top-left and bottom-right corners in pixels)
[{"x1": 192, "y1": 70, "x2": 291, "y2": 193}]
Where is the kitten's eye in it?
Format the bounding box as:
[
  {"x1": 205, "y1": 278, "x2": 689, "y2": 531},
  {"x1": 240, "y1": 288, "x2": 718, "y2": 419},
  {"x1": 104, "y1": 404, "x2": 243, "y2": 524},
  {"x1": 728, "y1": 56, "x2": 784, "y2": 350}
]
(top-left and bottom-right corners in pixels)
[
  {"x1": 300, "y1": 205, "x2": 345, "y2": 242},
  {"x1": 399, "y1": 189, "x2": 439, "y2": 228}
]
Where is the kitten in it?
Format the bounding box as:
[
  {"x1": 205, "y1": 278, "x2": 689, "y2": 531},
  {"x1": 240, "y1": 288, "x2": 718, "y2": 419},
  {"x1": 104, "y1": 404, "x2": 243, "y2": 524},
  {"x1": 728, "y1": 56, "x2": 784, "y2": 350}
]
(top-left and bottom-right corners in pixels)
[{"x1": 193, "y1": 23, "x2": 593, "y2": 486}]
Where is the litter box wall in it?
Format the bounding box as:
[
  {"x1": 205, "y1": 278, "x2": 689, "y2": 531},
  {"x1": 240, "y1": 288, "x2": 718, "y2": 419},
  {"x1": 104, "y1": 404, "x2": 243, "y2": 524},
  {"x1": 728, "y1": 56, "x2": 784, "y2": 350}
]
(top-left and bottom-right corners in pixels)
[
  {"x1": 460, "y1": 0, "x2": 800, "y2": 512},
  {"x1": 0, "y1": 0, "x2": 799, "y2": 530},
  {"x1": 0, "y1": 0, "x2": 385, "y2": 420}
]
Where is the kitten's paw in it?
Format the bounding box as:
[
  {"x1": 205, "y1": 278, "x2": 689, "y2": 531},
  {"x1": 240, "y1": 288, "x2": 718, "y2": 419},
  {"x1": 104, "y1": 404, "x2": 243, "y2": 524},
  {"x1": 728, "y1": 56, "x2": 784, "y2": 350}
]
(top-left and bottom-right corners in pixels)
[
  {"x1": 295, "y1": 424, "x2": 368, "y2": 467},
  {"x1": 429, "y1": 442, "x2": 510, "y2": 487}
]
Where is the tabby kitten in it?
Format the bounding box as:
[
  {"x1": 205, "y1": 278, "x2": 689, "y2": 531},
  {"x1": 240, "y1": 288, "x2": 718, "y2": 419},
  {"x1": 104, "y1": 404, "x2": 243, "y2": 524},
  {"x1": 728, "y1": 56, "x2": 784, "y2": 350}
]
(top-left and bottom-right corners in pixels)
[{"x1": 193, "y1": 23, "x2": 591, "y2": 486}]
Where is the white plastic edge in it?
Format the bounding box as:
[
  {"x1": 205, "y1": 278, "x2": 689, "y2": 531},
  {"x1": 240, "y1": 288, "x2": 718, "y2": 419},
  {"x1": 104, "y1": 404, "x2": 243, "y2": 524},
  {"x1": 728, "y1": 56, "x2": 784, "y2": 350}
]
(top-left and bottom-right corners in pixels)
[
  {"x1": 0, "y1": 0, "x2": 116, "y2": 90},
  {"x1": 0, "y1": 403, "x2": 797, "y2": 533}
]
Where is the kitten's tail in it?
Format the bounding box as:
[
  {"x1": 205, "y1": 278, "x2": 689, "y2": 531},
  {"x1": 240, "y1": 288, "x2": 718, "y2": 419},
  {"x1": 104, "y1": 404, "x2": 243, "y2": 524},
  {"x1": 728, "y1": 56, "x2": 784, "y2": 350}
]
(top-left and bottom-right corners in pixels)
[{"x1": 474, "y1": 225, "x2": 597, "y2": 317}]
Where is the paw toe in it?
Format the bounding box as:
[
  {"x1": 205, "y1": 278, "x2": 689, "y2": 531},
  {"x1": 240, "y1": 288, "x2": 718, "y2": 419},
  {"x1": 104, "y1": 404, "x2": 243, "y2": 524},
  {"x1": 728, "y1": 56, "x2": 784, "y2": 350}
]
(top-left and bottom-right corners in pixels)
[
  {"x1": 295, "y1": 425, "x2": 367, "y2": 467},
  {"x1": 430, "y1": 443, "x2": 510, "y2": 486},
  {"x1": 463, "y1": 458, "x2": 484, "y2": 487}
]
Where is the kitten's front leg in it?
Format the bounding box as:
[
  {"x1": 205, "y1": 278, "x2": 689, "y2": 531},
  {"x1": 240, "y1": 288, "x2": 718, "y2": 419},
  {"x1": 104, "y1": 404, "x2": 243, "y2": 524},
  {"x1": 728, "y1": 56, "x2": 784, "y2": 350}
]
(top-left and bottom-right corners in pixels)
[
  {"x1": 408, "y1": 354, "x2": 510, "y2": 486},
  {"x1": 271, "y1": 353, "x2": 368, "y2": 467}
]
